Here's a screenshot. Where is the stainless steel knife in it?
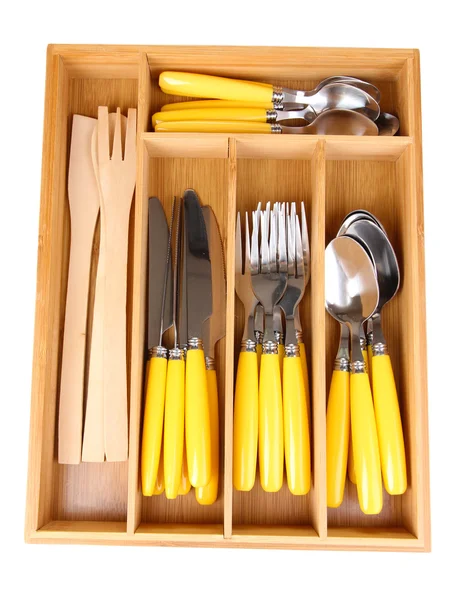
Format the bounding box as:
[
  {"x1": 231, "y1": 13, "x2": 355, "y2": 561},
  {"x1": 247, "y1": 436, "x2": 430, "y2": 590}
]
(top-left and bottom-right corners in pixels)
[
  {"x1": 141, "y1": 196, "x2": 173, "y2": 496},
  {"x1": 183, "y1": 189, "x2": 212, "y2": 488},
  {"x1": 196, "y1": 205, "x2": 226, "y2": 505}
]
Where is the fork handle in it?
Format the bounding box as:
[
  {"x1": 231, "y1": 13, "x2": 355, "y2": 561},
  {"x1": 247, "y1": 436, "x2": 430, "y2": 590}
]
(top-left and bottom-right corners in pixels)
[
  {"x1": 259, "y1": 351, "x2": 284, "y2": 492},
  {"x1": 233, "y1": 348, "x2": 258, "y2": 491},
  {"x1": 159, "y1": 71, "x2": 274, "y2": 103},
  {"x1": 283, "y1": 352, "x2": 311, "y2": 495}
]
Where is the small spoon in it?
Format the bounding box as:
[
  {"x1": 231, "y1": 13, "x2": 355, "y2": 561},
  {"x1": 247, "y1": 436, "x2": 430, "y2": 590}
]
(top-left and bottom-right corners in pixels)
[
  {"x1": 376, "y1": 112, "x2": 400, "y2": 136},
  {"x1": 325, "y1": 236, "x2": 382, "y2": 515},
  {"x1": 344, "y1": 220, "x2": 407, "y2": 495}
]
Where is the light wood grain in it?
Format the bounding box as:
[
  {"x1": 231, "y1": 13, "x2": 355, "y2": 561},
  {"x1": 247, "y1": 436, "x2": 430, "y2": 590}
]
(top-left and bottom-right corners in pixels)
[{"x1": 26, "y1": 45, "x2": 429, "y2": 551}]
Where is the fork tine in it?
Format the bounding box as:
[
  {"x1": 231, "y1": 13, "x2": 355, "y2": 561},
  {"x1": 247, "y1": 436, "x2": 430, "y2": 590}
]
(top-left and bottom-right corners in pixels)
[
  {"x1": 287, "y1": 206, "x2": 295, "y2": 276},
  {"x1": 235, "y1": 212, "x2": 242, "y2": 275},
  {"x1": 245, "y1": 212, "x2": 251, "y2": 275},
  {"x1": 269, "y1": 204, "x2": 277, "y2": 270},
  {"x1": 124, "y1": 108, "x2": 137, "y2": 162},
  {"x1": 97, "y1": 106, "x2": 110, "y2": 163},
  {"x1": 112, "y1": 108, "x2": 123, "y2": 161},
  {"x1": 301, "y1": 202, "x2": 310, "y2": 282},
  {"x1": 295, "y1": 214, "x2": 303, "y2": 277},
  {"x1": 251, "y1": 208, "x2": 260, "y2": 275},
  {"x1": 278, "y1": 204, "x2": 287, "y2": 275},
  {"x1": 260, "y1": 208, "x2": 269, "y2": 274}
]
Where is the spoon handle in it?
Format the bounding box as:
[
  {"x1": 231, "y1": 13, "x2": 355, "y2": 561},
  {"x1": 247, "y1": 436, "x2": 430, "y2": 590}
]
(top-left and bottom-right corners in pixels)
[
  {"x1": 350, "y1": 372, "x2": 383, "y2": 515},
  {"x1": 372, "y1": 354, "x2": 407, "y2": 495},
  {"x1": 326, "y1": 369, "x2": 350, "y2": 507}
]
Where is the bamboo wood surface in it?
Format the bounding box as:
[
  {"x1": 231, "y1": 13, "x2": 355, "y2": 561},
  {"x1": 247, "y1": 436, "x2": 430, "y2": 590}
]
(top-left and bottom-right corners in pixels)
[{"x1": 25, "y1": 45, "x2": 429, "y2": 551}]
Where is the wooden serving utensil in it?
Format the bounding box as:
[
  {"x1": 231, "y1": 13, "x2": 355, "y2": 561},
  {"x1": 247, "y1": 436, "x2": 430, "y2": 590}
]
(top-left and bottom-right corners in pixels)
[
  {"x1": 97, "y1": 107, "x2": 137, "y2": 462},
  {"x1": 82, "y1": 113, "x2": 128, "y2": 462},
  {"x1": 58, "y1": 115, "x2": 100, "y2": 464}
]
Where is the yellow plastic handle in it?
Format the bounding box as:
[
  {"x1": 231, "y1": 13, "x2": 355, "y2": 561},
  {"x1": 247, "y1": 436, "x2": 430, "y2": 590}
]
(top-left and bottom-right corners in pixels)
[
  {"x1": 256, "y1": 343, "x2": 262, "y2": 369},
  {"x1": 367, "y1": 343, "x2": 373, "y2": 383},
  {"x1": 141, "y1": 356, "x2": 167, "y2": 496},
  {"x1": 178, "y1": 442, "x2": 191, "y2": 495},
  {"x1": 278, "y1": 344, "x2": 285, "y2": 378},
  {"x1": 196, "y1": 369, "x2": 219, "y2": 505},
  {"x1": 259, "y1": 352, "x2": 284, "y2": 492},
  {"x1": 233, "y1": 350, "x2": 258, "y2": 491},
  {"x1": 347, "y1": 428, "x2": 357, "y2": 484},
  {"x1": 372, "y1": 354, "x2": 407, "y2": 495},
  {"x1": 350, "y1": 372, "x2": 383, "y2": 514},
  {"x1": 185, "y1": 347, "x2": 211, "y2": 488},
  {"x1": 153, "y1": 107, "x2": 269, "y2": 126},
  {"x1": 163, "y1": 356, "x2": 185, "y2": 500},
  {"x1": 161, "y1": 99, "x2": 275, "y2": 111},
  {"x1": 298, "y1": 342, "x2": 311, "y2": 438},
  {"x1": 159, "y1": 71, "x2": 274, "y2": 103},
  {"x1": 152, "y1": 446, "x2": 165, "y2": 495},
  {"x1": 155, "y1": 121, "x2": 273, "y2": 134},
  {"x1": 283, "y1": 355, "x2": 311, "y2": 495},
  {"x1": 326, "y1": 369, "x2": 350, "y2": 507}
]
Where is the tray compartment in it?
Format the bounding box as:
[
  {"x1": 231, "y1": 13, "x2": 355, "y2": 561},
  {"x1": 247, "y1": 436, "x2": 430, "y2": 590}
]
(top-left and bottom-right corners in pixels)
[
  {"x1": 26, "y1": 54, "x2": 140, "y2": 535},
  {"x1": 231, "y1": 140, "x2": 325, "y2": 539},
  {"x1": 146, "y1": 47, "x2": 414, "y2": 136},
  {"x1": 127, "y1": 136, "x2": 231, "y2": 536},
  {"x1": 324, "y1": 148, "x2": 426, "y2": 543}
]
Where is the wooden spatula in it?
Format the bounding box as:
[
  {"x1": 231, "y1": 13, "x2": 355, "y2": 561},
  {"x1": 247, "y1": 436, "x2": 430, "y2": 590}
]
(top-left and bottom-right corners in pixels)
[
  {"x1": 82, "y1": 113, "x2": 127, "y2": 462},
  {"x1": 97, "y1": 106, "x2": 137, "y2": 462},
  {"x1": 58, "y1": 115, "x2": 99, "y2": 464}
]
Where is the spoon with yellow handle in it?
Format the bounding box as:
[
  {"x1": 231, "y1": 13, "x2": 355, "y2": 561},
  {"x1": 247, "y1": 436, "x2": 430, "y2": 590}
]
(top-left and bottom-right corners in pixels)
[
  {"x1": 326, "y1": 236, "x2": 382, "y2": 515},
  {"x1": 345, "y1": 220, "x2": 407, "y2": 496},
  {"x1": 154, "y1": 108, "x2": 378, "y2": 136}
]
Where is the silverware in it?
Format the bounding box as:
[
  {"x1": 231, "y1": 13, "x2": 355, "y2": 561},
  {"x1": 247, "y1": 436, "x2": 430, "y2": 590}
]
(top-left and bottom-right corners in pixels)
[
  {"x1": 325, "y1": 235, "x2": 382, "y2": 515},
  {"x1": 183, "y1": 189, "x2": 213, "y2": 488}
]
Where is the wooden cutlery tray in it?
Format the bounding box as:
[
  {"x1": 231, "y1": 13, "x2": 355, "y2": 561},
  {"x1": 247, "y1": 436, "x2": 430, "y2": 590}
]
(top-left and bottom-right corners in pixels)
[{"x1": 25, "y1": 45, "x2": 430, "y2": 551}]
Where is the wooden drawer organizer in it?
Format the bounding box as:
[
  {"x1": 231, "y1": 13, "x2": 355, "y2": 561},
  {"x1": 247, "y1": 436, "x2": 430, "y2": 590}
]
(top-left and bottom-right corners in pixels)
[{"x1": 25, "y1": 45, "x2": 430, "y2": 551}]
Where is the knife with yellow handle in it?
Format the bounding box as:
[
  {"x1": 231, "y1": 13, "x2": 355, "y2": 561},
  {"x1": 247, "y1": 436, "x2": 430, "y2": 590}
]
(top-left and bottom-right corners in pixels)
[
  {"x1": 153, "y1": 107, "x2": 286, "y2": 126},
  {"x1": 184, "y1": 190, "x2": 212, "y2": 488},
  {"x1": 196, "y1": 206, "x2": 226, "y2": 505},
  {"x1": 326, "y1": 324, "x2": 350, "y2": 507},
  {"x1": 141, "y1": 197, "x2": 173, "y2": 496},
  {"x1": 152, "y1": 446, "x2": 165, "y2": 495},
  {"x1": 346, "y1": 220, "x2": 407, "y2": 496},
  {"x1": 178, "y1": 442, "x2": 191, "y2": 495}
]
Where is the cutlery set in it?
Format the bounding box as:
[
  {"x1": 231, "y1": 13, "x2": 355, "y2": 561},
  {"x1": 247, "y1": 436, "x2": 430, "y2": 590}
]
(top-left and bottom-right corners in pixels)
[
  {"x1": 58, "y1": 107, "x2": 137, "y2": 464},
  {"x1": 233, "y1": 202, "x2": 311, "y2": 495},
  {"x1": 151, "y1": 71, "x2": 399, "y2": 136},
  {"x1": 141, "y1": 191, "x2": 226, "y2": 504},
  {"x1": 325, "y1": 211, "x2": 406, "y2": 515}
]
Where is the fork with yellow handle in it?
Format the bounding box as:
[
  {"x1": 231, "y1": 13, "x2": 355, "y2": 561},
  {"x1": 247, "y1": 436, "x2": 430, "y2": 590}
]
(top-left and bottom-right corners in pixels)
[{"x1": 233, "y1": 212, "x2": 259, "y2": 492}]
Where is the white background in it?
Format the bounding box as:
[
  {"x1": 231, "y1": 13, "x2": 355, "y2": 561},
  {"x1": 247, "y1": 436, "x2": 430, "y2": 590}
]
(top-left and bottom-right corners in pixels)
[{"x1": 1, "y1": 1, "x2": 458, "y2": 598}]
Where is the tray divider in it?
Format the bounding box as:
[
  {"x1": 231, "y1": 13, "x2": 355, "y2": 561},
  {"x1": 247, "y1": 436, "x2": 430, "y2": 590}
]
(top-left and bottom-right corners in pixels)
[
  {"x1": 127, "y1": 53, "x2": 151, "y2": 534},
  {"x1": 310, "y1": 140, "x2": 327, "y2": 539},
  {"x1": 223, "y1": 137, "x2": 237, "y2": 538}
]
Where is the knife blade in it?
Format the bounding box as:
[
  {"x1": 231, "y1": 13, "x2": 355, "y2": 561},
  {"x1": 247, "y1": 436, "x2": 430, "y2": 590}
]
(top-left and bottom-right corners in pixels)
[
  {"x1": 141, "y1": 197, "x2": 173, "y2": 496},
  {"x1": 196, "y1": 206, "x2": 226, "y2": 505},
  {"x1": 184, "y1": 189, "x2": 212, "y2": 487}
]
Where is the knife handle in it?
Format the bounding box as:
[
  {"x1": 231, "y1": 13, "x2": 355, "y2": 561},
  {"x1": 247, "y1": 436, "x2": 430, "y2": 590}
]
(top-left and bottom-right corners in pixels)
[
  {"x1": 185, "y1": 344, "x2": 211, "y2": 488},
  {"x1": 283, "y1": 352, "x2": 311, "y2": 495},
  {"x1": 348, "y1": 423, "x2": 357, "y2": 484},
  {"x1": 155, "y1": 120, "x2": 274, "y2": 134},
  {"x1": 350, "y1": 371, "x2": 382, "y2": 514},
  {"x1": 159, "y1": 71, "x2": 274, "y2": 103},
  {"x1": 259, "y1": 351, "x2": 284, "y2": 492},
  {"x1": 372, "y1": 353, "x2": 407, "y2": 495},
  {"x1": 326, "y1": 369, "x2": 350, "y2": 507},
  {"x1": 164, "y1": 350, "x2": 185, "y2": 500},
  {"x1": 141, "y1": 352, "x2": 167, "y2": 496},
  {"x1": 233, "y1": 347, "x2": 258, "y2": 491},
  {"x1": 196, "y1": 368, "x2": 219, "y2": 505},
  {"x1": 178, "y1": 442, "x2": 191, "y2": 495},
  {"x1": 153, "y1": 107, "x2": 270, "y2": 126},
  {"x1": 161, "y1": 99, "x2": 276, "y2": 112},
  {"x1": 278, "y1": 343, "x2": 285, "y2": 379},
  {"x1": 256, "y1": 343, "x2": 262, "y2": 369},
  {"x1": 152, "y1": 445, "x2": 165, "y2": 495},
  {"x1": 367, "y1": 343, "x2": 373, "y2": 383}
]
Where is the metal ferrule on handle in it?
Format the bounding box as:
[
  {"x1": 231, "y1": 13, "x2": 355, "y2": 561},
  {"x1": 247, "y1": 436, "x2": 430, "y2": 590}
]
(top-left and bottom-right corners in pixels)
[
  {"x1": 350, "y1": 359, "x2": 367, "y2": 374},
  {"x1": 188, "y1": 337, "x2": 203, "y2": 350},
  {"x1": 262, "y1": 340, "x2": 279, "y2": 354},
  {"x1": 295, "y1": 330, "x2": 304, "y2": 344},
  {"x1": 335, "y1": 356, "x2": 351, "y2": 372},
  {"x1": 240, "y1": 339, "x2": 257, "y2": 352},
  {"x1": 284, "y1": 343, "x2": 300, "y2": 358},
  {"x1": 372, "y1": 342, "x2": 388, "y2": 356},
  {"x1": 205, "y1": 356, "x2": 215, "y2": 370},
  {"x1": 275, "y1": 330, "x2": 285, "y2": 345},
  {"x1": 149, "y1": 346, "x2": 168, "y2": 359},
  {"x1": 169, "y1": 347, "x2": 184, "y2": 360}
]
